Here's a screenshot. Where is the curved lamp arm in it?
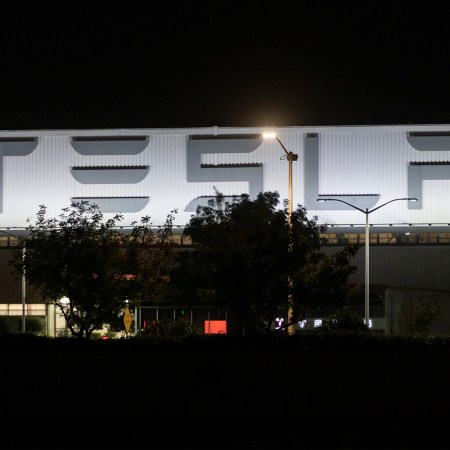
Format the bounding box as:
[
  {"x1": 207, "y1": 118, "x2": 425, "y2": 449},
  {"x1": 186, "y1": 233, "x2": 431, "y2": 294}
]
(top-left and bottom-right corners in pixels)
[
  {"x1": 317, "y1": 197, "x2": 417, "y2": 214},
  {"x1": 316, "y1": 198, "x2": 366, "y2": 214},
  {"x1": 368, "y1": 197, "x2": 417, "y2": 214},
  {"x1": 275, "y1": 137, "x2": 290, "y2": 157}
]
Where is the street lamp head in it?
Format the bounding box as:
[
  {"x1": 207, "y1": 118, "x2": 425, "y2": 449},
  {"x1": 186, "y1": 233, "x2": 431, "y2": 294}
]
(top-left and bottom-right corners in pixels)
[{"x1": 263, "y1": 132, "x2": 294, "y2": 159}]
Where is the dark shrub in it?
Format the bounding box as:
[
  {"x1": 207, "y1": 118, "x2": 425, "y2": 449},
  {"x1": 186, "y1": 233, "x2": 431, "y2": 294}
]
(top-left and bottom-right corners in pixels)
[
  {"x1": 317, "y1": 308, "x2": 369, "y2": 333},
  {"x1": 142, "y1": 317, "x2": 201, "y2": 338}
]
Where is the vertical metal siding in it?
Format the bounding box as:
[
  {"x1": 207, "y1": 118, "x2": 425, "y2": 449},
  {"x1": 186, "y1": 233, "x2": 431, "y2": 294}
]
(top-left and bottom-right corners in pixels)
[
  {"x1": 316, "y1": 129, "x2": 450, "y2": 225},
  {"x1": 1, "y1": 125, "x2": 450, "y2": 228},
  {"x1": 323, "y1": 245, "x2": 450, "y2": 291}
]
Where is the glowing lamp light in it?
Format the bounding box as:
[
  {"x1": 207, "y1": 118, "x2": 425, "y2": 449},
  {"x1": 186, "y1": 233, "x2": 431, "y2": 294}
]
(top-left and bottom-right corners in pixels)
[
  {"x1": 262, "y1": 132, "x2": 277, "y2": 139},
  {"x1": 59, "y1": 297, "x2": 70, "y2": 305}
]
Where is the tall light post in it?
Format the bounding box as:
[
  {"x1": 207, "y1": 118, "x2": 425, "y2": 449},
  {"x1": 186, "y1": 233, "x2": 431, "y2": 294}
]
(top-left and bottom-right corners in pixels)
[
  {"x1": 263, "y1": 132, "x2": 298, "y2": 335},
  {"x1": 316, "y1": 197, "x2": 417, "y2": 327}
]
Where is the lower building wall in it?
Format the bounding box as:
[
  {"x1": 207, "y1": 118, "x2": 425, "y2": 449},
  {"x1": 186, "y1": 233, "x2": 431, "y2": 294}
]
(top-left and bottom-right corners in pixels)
[
  {"x1": 0, "y1": 303, "x2": 67, "y2": 336},
  {"x1": 322, "y1": 245, "x2": 450, "y2": 292},
  {"x1": 2, "y1": 289, "x2": 450, "y2": 337}
]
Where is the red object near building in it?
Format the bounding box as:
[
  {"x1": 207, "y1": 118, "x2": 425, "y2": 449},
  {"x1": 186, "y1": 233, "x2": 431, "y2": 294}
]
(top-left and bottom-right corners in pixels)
[{"x1": 204, "y1": 320, "x2": 227, "y2": 334}]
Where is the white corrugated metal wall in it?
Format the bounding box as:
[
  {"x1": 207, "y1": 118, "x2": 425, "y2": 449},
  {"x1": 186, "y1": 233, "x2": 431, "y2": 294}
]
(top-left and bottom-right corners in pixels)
[
  {"x1": 1, "y1": 124, "x2": 450, "y2": 228},
  {"x1": 316, "y1": 128, "x2": 450, "y2": 225}
]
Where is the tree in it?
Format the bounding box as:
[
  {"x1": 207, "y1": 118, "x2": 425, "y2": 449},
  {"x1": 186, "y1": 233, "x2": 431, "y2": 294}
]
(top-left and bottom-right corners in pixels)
[
  {"x1": 13, "y1": 201, "x2": 177, "y2": 339},
  {"x1": 397, "y1": 292, "x2": 444, "y2": 336},
  {"x1": 171, "y1": 190, "x2": 358, "y2": 335},
  {"x1": 293, "y1": 244, "x2": 359, "y2": 319}
]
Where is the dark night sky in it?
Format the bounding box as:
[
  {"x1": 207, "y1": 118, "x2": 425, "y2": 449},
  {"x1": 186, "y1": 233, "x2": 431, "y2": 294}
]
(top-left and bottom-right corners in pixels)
[{"x1": 2, "y1": 1, "x2": 450, "y2": 130}]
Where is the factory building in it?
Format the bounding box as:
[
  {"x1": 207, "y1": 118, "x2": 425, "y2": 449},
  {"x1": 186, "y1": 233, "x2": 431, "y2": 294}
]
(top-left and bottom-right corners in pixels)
[{"x1": 1, "y1": 125, "x2": 449, "y2": 335}]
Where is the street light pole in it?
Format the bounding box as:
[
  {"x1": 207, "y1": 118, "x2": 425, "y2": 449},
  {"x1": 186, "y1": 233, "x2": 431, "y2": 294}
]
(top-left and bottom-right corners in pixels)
[
  {"x1": 317, "y1": 197, "x2": 417, "y2": 327},
  {"x1": 21, "y1": 246, "x2": 26, "y2": 333},
  {"x1": 364, "y1": 210, "x2": 369, "y2": 327},
  {"x1": 263, "y1": 132, "x2": 298, "y2": 335}
]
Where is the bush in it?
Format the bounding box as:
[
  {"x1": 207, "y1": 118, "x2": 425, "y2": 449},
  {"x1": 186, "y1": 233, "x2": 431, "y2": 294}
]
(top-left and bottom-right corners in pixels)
[
  {"x1": 0, "y1": 316, "x2": 16, "y2": 333},
  {"x1": 0, "y1": 316, "x2": 46, "y2": 334},
  {"x1": 142, "y1": 317, "x2": 201, "y2": 338},
  {"x1": 25, "y1": 317, "x2": 46, "y2": 334},
  {"x1": 317, "y1": 308, "x2": 369, "y2": 333},
  {"x1": 398, "y1": 293, "x2": 444, "y2": 336}
]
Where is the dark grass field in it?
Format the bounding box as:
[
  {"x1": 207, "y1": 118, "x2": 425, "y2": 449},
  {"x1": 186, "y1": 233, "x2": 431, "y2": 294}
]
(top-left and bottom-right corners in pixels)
[{"x1": 1, "y1": 333, "x2": 450, "y2": 449}]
